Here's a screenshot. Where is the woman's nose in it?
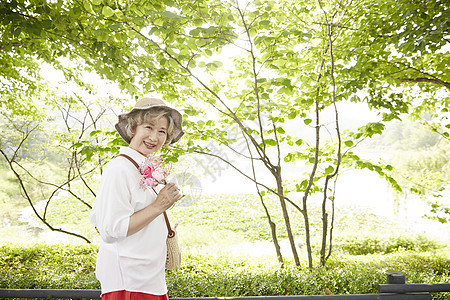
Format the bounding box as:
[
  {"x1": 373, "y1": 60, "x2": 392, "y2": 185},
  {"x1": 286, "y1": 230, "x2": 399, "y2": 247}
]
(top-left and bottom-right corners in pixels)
[{"x1": 147, "y1": 130, "x2": 157, "y2": 141}]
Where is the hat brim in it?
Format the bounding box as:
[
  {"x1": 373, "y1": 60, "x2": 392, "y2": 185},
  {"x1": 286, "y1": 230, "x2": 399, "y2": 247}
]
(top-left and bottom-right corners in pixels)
[{"x1": 115, "y1": 105, "x2": 184, "y2": 145}]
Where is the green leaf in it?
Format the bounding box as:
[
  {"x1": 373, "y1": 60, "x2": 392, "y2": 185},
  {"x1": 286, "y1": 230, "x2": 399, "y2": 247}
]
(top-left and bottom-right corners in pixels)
[
  {"x1": 276, "y1": 127, "x2": 285, "y2": 134},
  {"x1": 304, "y1": 119, "x2": 312, "y2": 125},
  {"x1": 264, "y1": 139, "x2": 277, "y2": 146},
  {"x1": 84, "y1": 2, "x2": 94, "y2": 13},
  {"x1": 284, "y1": 153, "x2": 292, "y2": 162},
  {"x1": 11, "y1": 27, "x2": 21, "y2": 38},
  {"x1": 42, "y1": 20, "x2": 52, "y2": 29},
  {"x1": 300, "y1": 179, "x2": 308, "y2": 190},
  {"x1": 212, "y1": 61, "x2": 223, "y2": 67},
  {"x1": 160, "y1": 11, "x2": 179, "y2": 19},
  {"x1": 189, "y1": 28, "x2": 202, "y2": 36},
  {"x1": 288, "y1": 112, "x2": 297, "y2": 119},
  {"x1": 344, "y1": 140, "x2": 354, "y2": 147},
  {"x1": 89, "y1": 130, "x2": 102, "y2": 137},
  {"x1": 257, "y1": 78, "x2": 267, "y2": 84},
  {"x1": 71, "y1": 142, "x2": 84, "y2": 149},
  {"x1": 259, "y1": 20, "x2": 270, "y2": 27},
  {"x1": 206, "y1": 63, "x2": 217, "y2": 71},
  {"x1": 102, "y1": 6, "x2": 115, "y2": 18},
  {"x1": 325, "y1": 166, "x2": 334, "y2": 175},
  {"x1": 295, "y1": 139, "x2": 303, "y2": 146}
]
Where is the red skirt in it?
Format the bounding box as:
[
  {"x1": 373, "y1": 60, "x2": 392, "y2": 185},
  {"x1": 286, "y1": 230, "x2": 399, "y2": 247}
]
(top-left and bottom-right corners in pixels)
[{"x1": 102, "y1": 290, "x2": 169, "y2": 300}]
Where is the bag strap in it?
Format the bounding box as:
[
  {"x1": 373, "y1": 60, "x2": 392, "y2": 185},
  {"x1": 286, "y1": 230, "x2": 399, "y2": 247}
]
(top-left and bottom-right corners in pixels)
[
  {"x1": 119, "y1": 153, "x2": 139, "y2": 169},
  {"x1": 162, "y1": 210, "x2": 175, "y2": 238},
  {"x1": 118, "y1": 153, "x2": 175, "y2": 237}
]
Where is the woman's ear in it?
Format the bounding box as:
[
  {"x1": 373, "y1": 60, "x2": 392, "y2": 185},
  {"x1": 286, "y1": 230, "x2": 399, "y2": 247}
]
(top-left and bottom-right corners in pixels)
[{"x1": 129, "y1": 126, "x2": 136, "y2": 140}]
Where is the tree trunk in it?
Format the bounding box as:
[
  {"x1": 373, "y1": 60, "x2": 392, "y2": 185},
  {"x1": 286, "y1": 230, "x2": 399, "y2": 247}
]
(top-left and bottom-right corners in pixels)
[
  {"x1": 320, "y1": 208, "x2": 328, "y2": 266},
  {"x1": 276, "y1": 176, "x2": 300, "y2": 267},
  {"x1": 258, "y1": 192, "x2": 284, "y2": 266},
  {"x1": 302, "y1": 196, "x2": 313, "y2": 268}
]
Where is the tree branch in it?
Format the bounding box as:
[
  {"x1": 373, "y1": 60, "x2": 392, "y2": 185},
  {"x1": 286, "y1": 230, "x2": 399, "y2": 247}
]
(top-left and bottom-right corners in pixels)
[
  {"x1": 190, "y1": 148, "x2": 301, "y2": 211},
  {"x1": 398, "y1": 77, "x2": 450, "y2": 90},
  {"x1": 0, "y1": 148, "x2": 91, "y2": 243}
]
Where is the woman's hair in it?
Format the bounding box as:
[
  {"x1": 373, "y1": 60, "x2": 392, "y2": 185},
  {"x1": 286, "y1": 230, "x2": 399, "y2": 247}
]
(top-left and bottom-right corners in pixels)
[{"x1": 125, "y1": 108, "x2": 176, "y2": 145}]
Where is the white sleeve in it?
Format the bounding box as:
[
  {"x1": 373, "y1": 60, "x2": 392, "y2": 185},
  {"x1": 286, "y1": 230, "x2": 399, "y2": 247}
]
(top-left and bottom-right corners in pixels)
[{"x1": 90, "y1": 162, "x2": 135, "y2": 243}]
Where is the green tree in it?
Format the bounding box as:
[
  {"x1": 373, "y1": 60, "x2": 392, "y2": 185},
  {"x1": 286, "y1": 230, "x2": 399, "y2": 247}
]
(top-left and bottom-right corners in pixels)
[
  {"x1": 1, "y1": 0, "x2": 448, "y2": 268},
  {"x1": 346, "y1": 0, "x2": 450, "y2": 221},
  {"x1": 344, "y1": 0, "x2": 449, "y2": 126}
]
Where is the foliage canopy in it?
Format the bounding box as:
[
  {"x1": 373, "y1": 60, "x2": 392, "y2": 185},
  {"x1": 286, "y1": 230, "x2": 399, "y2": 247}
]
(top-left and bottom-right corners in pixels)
[{"x1": 0, "y1": 0, "x2": 449, "y2": 266}]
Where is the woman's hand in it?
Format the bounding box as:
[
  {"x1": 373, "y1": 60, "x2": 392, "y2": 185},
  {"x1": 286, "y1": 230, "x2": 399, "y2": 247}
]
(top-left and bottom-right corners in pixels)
[
  {"x1": 154, "y1": 183, "x2": 182, "y2": 212},
  {"x1": 127, "y1": 183, "x2": 182, "y2": 237}
]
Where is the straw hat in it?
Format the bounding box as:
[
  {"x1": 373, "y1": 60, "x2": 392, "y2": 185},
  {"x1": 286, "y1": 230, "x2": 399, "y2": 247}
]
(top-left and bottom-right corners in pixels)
[{"x1": 115, "y1": 97, "x2": 184, "y2": 144}]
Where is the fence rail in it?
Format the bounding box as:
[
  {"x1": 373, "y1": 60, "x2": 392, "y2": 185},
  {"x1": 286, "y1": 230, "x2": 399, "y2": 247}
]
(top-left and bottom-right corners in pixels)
[
  {"x1": 0, "y1": 289, "x2": 100, "y2": 299},
  {"x1": 0, "y1": 272, "x2": 448, "y2": 300},
  {"x1": 378, "y1": 283, "x2": 450, "y2": 294}
]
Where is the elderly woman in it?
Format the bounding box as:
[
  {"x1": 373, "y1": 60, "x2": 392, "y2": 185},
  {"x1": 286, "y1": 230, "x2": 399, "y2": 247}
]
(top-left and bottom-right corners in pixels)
[{"x1": 90, "y1": 97, "x2": 184, "y2": 300}]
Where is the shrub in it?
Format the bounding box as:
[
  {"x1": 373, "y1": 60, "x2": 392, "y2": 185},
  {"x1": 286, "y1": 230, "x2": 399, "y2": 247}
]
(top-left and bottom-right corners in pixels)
[
  {"x1": 0, "y1": 243, "x2": 99, "y2": 289},
  {"x1": 335, "y1": 234, "x2": 441, "y2": 255},
  {"x1": 1, "y1": 243, "x2": 449, "y2": 299}
]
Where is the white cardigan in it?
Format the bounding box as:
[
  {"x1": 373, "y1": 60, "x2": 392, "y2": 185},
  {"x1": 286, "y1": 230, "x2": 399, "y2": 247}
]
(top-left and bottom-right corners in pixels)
[{"x1": 90, "y1": 147, "x2": 168, "y2": 295}]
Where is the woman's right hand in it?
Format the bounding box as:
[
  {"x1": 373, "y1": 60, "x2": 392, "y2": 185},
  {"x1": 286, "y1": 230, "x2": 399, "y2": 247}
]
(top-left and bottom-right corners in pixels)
[
  {"x1": 154, "y1": 183, "x2": 182, "y2": 212},
  {"x1": 127, "y1": 183, "x2": 182, "y2": 237}
]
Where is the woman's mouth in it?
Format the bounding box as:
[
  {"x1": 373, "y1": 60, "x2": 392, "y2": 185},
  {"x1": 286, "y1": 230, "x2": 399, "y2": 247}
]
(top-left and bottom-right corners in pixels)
[{"x1": 144, "y1": 141, "x2": 155, "y2": 149}]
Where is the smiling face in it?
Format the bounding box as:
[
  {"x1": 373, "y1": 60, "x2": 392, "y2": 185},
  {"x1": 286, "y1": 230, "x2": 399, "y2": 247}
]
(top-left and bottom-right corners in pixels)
[{"x1": 129, "y1": 116, "x2": 169, "y2": 156}]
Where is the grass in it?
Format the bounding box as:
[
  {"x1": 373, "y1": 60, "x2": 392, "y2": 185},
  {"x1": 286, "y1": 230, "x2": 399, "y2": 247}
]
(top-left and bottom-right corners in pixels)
[{"x1": 169, "y1": 193, "x2": 446, "y2": 258}]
